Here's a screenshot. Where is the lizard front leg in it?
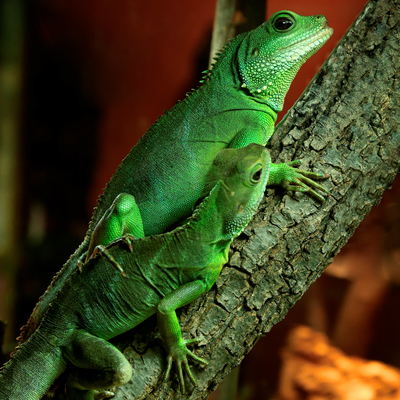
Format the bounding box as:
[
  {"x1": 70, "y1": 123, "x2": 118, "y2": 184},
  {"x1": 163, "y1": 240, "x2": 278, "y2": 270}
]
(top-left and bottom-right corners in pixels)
[
  {"x1": 267, "y1": 160, "x2": 329, "y2": 202},
  {"x1": 85, "y1": 192, "x2": 144, "y2": 265},
  {"x1": 79, "y1": 193, "x2": 144, "y2": 275},
  {"x1": 157, "y1": 280, "x2": 209, "y2": 392}
]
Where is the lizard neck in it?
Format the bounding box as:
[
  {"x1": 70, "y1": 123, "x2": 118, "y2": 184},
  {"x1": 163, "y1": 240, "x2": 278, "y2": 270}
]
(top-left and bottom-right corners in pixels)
[
  {"x1": 205, "y1": 30, "x2": 286, "y2": 114},
  {"x1": 204, "y1": 37, "x2": 281, "y2": 116},
  {"x1": 186, "y1": 182, "x2": 234, "y2": 245}
]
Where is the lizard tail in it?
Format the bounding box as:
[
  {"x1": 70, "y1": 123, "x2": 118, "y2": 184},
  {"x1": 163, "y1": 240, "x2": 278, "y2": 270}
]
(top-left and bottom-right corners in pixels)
[{"x1": 0, "y1": 332, "x2": 67, "y2": 400}]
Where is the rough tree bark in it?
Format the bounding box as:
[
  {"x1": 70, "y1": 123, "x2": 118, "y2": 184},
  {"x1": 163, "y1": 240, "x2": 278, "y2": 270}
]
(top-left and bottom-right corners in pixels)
[{"x1": 52, "y1": 0, "x2": 400, "y2": 398}]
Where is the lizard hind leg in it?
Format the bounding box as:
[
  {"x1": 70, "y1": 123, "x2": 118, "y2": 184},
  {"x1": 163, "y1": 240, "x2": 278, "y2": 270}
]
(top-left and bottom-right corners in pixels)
[{"x1": 65, "y1": 330, "x2": 132, "y2": 400}]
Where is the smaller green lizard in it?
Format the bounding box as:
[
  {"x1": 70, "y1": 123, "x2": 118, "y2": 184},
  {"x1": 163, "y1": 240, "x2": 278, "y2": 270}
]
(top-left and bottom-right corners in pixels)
[{"x1": 0, "y1": 143, "x2": 271, "y2": 400}]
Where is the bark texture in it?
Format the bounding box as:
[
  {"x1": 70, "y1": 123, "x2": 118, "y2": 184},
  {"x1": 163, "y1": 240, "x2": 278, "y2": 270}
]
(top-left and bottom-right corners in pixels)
[{"x1": 53, "y1": 0, "x2": 400, "y2": 398}]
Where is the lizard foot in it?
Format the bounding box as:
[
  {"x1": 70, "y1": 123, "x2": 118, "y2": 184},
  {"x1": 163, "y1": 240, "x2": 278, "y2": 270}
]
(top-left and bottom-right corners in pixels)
[
  {"x1": 91, "y1": 245, "x2": 127, "y2": 277},
  {"x1": 93, "y1": 389, "x2": 115, "y2": 400},
  {"x1": 270, "y1": 160, "x2": 330, "y2": 202},
  {"x1": 108, "y1": 234, "x2": 137, "y2": 253},
  {"x1": 66, "y1": 388, "x2": 114, "y2": 400},
  {"x1": 89, "y1": 234, "x2": 139, "y2": 276},
  {"x1": 163, "y1": 337, "x2": 208, "y2": 393}
]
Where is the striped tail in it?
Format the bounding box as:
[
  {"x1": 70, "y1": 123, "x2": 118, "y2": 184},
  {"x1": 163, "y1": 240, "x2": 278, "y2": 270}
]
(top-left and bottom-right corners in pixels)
[{"x1": 0, "y1": 332, "x2": 67, "y2": 400}]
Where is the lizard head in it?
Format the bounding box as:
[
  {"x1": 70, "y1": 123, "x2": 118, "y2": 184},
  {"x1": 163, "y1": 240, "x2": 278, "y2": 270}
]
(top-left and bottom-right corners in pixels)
[
  {"x1": 201, "y1": 144, "x2": 271, "y2": 238},
  {"x1": 237, "y1": 10, "x2": 333, "y2": 111}
]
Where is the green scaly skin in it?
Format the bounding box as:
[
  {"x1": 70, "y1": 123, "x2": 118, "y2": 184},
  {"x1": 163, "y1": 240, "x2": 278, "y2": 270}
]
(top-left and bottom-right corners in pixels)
[
  {"x1": 0, "y1": 144, "x2": 271, "y2": 399},
  {"x1": 18, "y1": 10, "x2": 333, "y2": 348}
]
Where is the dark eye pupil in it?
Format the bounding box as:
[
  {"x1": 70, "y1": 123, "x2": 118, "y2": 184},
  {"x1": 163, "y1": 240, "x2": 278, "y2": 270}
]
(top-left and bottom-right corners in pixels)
[
  {"x1": 274, "y1": 17, "x2": 293, "y2": 31},
  {"x1": 252, "y1": 169, "x2": 262, "y2": 182}
]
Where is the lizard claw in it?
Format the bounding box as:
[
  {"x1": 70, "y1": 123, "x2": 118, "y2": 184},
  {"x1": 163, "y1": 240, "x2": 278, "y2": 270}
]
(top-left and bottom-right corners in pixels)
[
  {"x1": 92, "y1": 245, "x2": 127, "y2": 277},
  {"x1": 163, "y1": 337, "x2": 208, "y2": 393},
  {"x1": 65, "y1": 387, "x2": 114, "y2": 400},
  {"x1": 89, "y1": 235, "x2": 138, "y2": 277},
  {"x1": 77, "y1": 251, "x2": 89, "y2": 273},
  {"x1": 270, "y1": 160, "x2": 330, "y2": 202},
  {"x1": 107, "y1": 234, "x2": 137, "y2": 253},
  {"x1": 118, "y1": 234, "x2": 137, "y2": 252},
  {"x1": 93, "y1": 389, "x2": 115, "y2": 399},
  {"x1": 77, "y1": 259, "x2": 84, "y2": 273}
]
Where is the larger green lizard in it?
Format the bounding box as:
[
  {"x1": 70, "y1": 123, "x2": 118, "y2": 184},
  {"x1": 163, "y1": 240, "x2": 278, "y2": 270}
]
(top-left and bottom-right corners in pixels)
[
  {"x1": 19, "y1": 10, "x2": 333, "y2": 343},
  {"x1": 0, "y1": 143, "x2": 271, "y2": 400}
]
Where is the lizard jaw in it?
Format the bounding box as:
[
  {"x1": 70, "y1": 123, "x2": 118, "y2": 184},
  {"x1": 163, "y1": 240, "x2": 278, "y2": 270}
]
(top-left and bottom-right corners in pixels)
[
  {"x1": 240, "y1": 26, "x2": 333, "y2": 96},
  {"x1": 256, "y1": 27, "x2": 333, "y2": 94}
]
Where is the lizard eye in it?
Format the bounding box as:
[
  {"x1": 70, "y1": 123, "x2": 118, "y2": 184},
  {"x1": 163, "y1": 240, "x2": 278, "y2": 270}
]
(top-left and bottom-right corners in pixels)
[
  {"x1": 250, "y1": 166, "x2": 263, "y2": 184},
  {"x1": 273, "y1": 16, "x2": 295, "y2": 32}
]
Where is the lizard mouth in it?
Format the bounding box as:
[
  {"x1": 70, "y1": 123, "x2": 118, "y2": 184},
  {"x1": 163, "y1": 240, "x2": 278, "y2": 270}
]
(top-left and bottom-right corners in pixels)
[{"x1": 280, "y1": 26, "x2": 333, "y2": 56}]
